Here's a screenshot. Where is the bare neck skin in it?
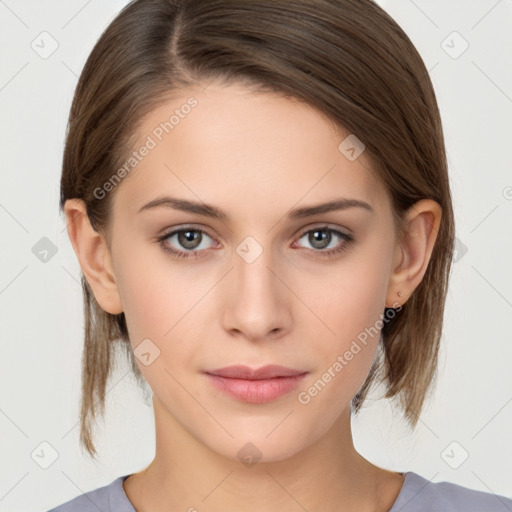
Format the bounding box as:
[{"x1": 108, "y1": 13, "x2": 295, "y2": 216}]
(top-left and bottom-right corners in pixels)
[{"x1": 123, "y1": 403, "x2": 405, "y2": 512}]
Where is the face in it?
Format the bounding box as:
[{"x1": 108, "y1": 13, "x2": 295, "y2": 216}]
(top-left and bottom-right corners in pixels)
[{"x1": 105, "y1": 80, "x2": 401, "y2": 462}]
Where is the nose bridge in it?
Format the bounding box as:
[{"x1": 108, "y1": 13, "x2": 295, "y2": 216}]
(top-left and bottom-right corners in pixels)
[
  {"x1": 234, "y1": 234, "x2": 280, "y2": 302},
  {"x1": 223, "y1": 234, "x2": 290, "y2": 338}
]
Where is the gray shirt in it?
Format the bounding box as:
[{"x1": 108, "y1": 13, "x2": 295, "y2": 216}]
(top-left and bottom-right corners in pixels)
[{"x1": 47, "y1": 471, "x2": 512, "y2": 511}]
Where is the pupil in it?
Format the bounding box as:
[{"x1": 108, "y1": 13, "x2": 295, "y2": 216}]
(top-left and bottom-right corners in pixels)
[
  {"x1": 310, "y1": 229, "x2": 330, "y2": 249},
  {"x1": 180, "y1": 230, "x2": 200, "y2": 248}
]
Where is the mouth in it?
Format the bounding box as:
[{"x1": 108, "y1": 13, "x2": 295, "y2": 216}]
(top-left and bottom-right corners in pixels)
[{"x1": 203, "y1": 365, "x2": 309, "y2": 403}]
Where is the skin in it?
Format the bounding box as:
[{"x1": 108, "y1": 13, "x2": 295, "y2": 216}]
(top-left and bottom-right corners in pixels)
[{"x1": 64, "y1": 80, "x2": 442, "y2": 511}]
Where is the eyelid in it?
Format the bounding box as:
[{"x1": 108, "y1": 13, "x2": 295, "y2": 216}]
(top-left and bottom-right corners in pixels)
[
  {"x1": 158, "y1": 223, "x2": 354, "y2": 265},
  {"x1": 158, "y1": 222, "x2": 351, "y2": 244},
  {"x1": 294, "y1": 222, "x2": 352, "y2": 238},
  {"x1": 158, "y1": 223, "x2": 217, "y2": 241},
  {"x1": 291, "y1": 223, "x2": 352, "y2": 251}
]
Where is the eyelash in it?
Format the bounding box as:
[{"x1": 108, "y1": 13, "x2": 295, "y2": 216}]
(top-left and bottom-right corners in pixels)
[{"x1": 157, "y1": 225, "x2": 355, "y2": 261}]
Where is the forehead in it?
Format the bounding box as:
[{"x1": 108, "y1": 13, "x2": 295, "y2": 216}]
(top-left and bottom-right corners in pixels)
[{"x1": 111, "y1": 81, "x2": 389, "y2": 221}]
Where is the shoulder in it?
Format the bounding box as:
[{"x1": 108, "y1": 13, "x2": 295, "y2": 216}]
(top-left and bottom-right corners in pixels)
[
  {"x1": 46, "y1": 475, "x2": 135, "y2": 512},
  {"x1": 390, "y1": 471, "x2": 512, "y2": 512}
]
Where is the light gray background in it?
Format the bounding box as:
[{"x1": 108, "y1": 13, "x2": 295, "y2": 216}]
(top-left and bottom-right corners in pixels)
[{"x1": 1, "y1": 1, "x2": 511, "y2": 510}]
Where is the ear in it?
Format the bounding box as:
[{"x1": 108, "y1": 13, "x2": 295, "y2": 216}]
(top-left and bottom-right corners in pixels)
[
  {"x1": 63, "y1": 198, "x2": 123, "y2": 315},
  {"x1": 385, "y1": 199, "x2": 442, "y2": 308}
]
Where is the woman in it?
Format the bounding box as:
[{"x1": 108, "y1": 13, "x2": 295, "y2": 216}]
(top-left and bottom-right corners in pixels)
[{"x1": 48, "y1": 0, "x2": 512, "y2": 510}]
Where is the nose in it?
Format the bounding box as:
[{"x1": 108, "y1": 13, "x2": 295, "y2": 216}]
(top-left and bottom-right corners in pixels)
[{"x1": 221, "y1": 240, "x2": 292, "y2": 342}]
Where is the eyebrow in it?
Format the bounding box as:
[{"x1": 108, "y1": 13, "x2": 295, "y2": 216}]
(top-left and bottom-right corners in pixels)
[{"x1": 137, "y1": 196, "x2": 373, "y2": 221}]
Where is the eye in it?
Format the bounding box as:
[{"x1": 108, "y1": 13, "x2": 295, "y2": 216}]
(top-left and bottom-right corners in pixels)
[
  {"x1": 157, "y1": 227, "x2": 217, "y2": 260},
  {"x1": 157, "y1": 224, "x2": 354, "y2": 261},
  {"x1": 292, "y1": 226, "x2": 354, "y2": 258}
]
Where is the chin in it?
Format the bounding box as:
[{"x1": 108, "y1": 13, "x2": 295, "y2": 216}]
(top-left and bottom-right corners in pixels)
[{"x1": 199, "y1": 423, "x2": 320, "y2": 466}]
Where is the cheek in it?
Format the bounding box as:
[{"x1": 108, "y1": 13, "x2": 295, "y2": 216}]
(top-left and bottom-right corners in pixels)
[
  {"x1": 305, "y1": 253, "x2": 389, "y2": 347},
  {"x1": 115, "y1": 262, "x2": 202, "y2": 400},
  {"x1": 296, "y1": 270, "x2": 386, "y2": 422},
  {"x1": 114, "y1": 248, "x2": 220, "y2": 382},
  {"x1": 298, "y1": 247, "x2": 390, "y2": 394},
  {"x1": 113, "y1": 248, "x2": 191, "y2": 353}
]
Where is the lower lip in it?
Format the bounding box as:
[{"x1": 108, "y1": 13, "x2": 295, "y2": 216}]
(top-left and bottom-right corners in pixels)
[{"x1": 204, "y1": 373, "x2": 308, "y2": 403}]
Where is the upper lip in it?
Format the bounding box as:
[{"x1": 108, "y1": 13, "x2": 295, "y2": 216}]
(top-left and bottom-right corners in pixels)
[{"x1": 205, "y1": 364, "x2": 307, "y2": 380}]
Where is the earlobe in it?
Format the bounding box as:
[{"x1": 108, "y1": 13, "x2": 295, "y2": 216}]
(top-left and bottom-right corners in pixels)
[
  {"x1": 63, "y1": 198, "x2": 123, "y2": 315},
  {"x1": 385, "y1": 199, "x2": 442, "y2": 308}
]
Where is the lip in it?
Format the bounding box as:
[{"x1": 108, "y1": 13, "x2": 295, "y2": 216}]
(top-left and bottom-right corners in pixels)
[
  {"x1": 205, "y1": 364, "x2": 306, "y2": 379},
  {"x1": 203, "y1": 365, "x2": 308, "y2": 403}
]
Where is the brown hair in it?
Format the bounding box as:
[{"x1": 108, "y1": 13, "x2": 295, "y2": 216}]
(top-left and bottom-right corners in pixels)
[{"x1": 60, "y1": 0, "x2": 455, "y2": 458}]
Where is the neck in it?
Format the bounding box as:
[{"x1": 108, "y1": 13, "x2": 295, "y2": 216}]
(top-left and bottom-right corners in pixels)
[{"x1": 124, "y1": 399, "x2": 403, "y2": 512}]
